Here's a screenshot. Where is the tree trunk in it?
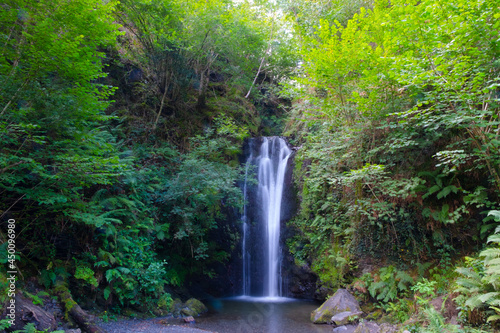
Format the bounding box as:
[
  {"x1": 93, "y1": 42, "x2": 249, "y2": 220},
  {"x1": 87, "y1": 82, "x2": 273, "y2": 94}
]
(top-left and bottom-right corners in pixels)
[
  {"x1": 2, "y1": 293, "x2": 57, "y2": 332},
  {"x1": 55, "y1": 283, "x2": 107, "y2": 333}
]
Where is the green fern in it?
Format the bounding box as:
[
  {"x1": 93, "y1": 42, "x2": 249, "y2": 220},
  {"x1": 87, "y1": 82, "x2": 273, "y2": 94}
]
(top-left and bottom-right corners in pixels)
[
  {"x1": 456, "y1": 211, "x2": 500, "y2": 323},
  {"x1": 367, "y1": 265, "x2": 414, "y2": 303}
]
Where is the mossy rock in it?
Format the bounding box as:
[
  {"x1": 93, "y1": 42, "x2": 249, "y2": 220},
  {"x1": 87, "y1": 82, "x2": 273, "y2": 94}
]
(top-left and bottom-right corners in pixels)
[
  {"x1": 311, "y1": 289, "x2": 362, "y2": 324},
  {"x1": 365, "y1": 309, "x2": 383, "y2": 321},
  {"x1": 181, "y1": 298, "x2": 208, "y2": 317},
  {"x1": 171, "y1": 298, "x2": 183, "y2": 317}
]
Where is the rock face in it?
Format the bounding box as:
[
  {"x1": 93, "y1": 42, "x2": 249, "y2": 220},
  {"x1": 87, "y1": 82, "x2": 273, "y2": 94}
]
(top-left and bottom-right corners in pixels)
[
  {"x1": 180, "y1": 298, "x2": 208, "y2": 317},
  {"x1": 3, "y1": 293, "x2": 57, "y2": 332},
  {"x1": 311, "y1": 289, "x2": 362, "y2": 324}
]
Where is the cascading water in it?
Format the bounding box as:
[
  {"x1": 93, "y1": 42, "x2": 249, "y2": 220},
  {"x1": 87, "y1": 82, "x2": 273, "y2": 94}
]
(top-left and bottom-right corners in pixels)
[
  {"x1": 241, "y1": 152, "x2": 252, "y2": 296},
  {"x1": 241, "y1": 137, "x2": 292, "y2": 298}
]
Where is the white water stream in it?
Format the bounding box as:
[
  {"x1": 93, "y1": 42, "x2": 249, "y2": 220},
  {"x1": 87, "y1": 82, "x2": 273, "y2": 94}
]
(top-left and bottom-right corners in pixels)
[{"x1": 242, "y1": 137, "x2": 292, "y2": 298}]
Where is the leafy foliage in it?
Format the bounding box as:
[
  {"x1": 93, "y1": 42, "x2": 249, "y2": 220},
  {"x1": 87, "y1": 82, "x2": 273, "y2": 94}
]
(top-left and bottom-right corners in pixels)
[
  {"x1": 455, "y1": 211, "x2": 500, "y2": 325},
  {"x1": 366, "y1": 266, "x2": 414, "y2": 303},
  {"x1": 0, "y1": 0, "x2": 267, "y2": 312}
]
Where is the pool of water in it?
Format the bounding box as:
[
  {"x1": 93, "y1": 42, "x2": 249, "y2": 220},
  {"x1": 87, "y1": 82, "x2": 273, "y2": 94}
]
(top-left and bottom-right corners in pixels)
[{"x1": 189, "y1": 296, "x2": 333, "y2": 333}]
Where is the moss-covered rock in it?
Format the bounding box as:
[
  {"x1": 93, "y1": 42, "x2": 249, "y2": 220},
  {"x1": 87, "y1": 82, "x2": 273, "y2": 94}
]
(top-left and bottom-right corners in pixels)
[
  {"x1": 311, "y1": 289, "x2": 362, "y2": 324},
  {"x1": 331, "y1": 310, "x2": 363, "y2": 326},
  {"x1": 180, "y1": 298, "x2": 208, "y2": 317},
  {"x1": 171, "y1": 298, "x2": 183, "y2": 317}
]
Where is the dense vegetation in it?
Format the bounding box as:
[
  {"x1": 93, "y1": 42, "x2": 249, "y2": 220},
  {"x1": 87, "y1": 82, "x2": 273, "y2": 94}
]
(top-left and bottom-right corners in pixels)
[
  {"x1": 1, "y1": 0, "x2": 500, "y2": 331},
  {"x1": 0, "y1": 0, "x2": 294, "y2": 316},
  {"x1": 284, "y1": 0, "x2": 500, "y2": 330}
]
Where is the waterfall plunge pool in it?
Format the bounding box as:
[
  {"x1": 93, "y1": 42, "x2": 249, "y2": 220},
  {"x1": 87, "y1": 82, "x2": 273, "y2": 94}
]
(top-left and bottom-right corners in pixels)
[{"x1": 188, "y1": 297, "x2": 333, "y2": 333}]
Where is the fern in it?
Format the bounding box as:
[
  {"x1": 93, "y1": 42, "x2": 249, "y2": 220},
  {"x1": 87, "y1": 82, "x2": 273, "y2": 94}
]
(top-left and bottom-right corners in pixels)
[
  {"x1": 456, "y1": 216, "x2": 500, "y2": 323},
  {"x1": 367, "y1": 265, "x2": 414, "y2": 303}
]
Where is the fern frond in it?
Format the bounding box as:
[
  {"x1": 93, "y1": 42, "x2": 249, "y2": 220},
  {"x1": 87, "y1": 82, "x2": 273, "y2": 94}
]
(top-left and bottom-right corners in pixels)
[
  {"x1": 465, "y1": 294, "x2": 487, "y2": 309},
  {"x1": 486, "y1": 313, "x2": 500, "y2": 323},
  {"x1": 477, "y1": 292, "x2": 500, "y2": 303},
  {"x1": 487, "y1": 234, "x2": 500, "y2": 245},
  {"x1": 91, "y1": 188, "x2": 109, "y2": 202},
  {"x1": 488, "y1": 299, "x2": 500, "y2": 306},
  {"x1": 455, "y1": 267, "x2": 481, "y2": 280},
  {"x1": 369, "y1": 281, "x2": 386, "y2": 298},
  {"x1": 396, "y1": 270, "x2": 414, "y2": 290},
  {"x1": 484, "y1": 258, "x2": 500, "y2": 267}
]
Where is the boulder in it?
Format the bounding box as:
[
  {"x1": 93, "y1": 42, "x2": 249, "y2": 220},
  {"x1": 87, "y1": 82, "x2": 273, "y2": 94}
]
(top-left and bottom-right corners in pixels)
[
  {"x1": 379, "y1": 323, "x2": 399, "y2": 333},
  {"x1": 180, "y1": 298, "x2": 207, "y2": 317},
  {"x1": 333, "y1": 325, "x2": 358, "y2": 333},
  {"x1": 354, "y1": 321, "x2": 380, "y2": 333},
  {"x1": 3, "y1": 293, "x2": 57, "y2": 332},
  {"x1": 331, "y1": 310, "x2": 363, "y2": 326},
  {"x1": 311, "y1": 289, "x2": 362, "y2": 324},
  {"x1": 171, "y1": 298, "x2": 183, "y2": 317},
  {"x1": 183, "y1": 316, "x2": 195, "y2": 323}
]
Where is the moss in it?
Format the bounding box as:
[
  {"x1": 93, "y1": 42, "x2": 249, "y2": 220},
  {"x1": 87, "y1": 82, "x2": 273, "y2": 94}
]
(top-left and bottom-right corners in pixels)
[
  {"x1": 23, "y1": 291, "x2": 45, "y2": 306},
  {"x1": 53, "y1": 282, "x2": 77, "y2": 319},
  {"x1": 181, "y1": 298, "x2": 207, "y2": 317},
  {"x1": 170, "y1": 298, "x2": 183, "y2": 317}
]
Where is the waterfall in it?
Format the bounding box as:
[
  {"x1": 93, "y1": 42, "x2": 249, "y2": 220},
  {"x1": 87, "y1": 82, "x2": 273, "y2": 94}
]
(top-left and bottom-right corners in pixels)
[
  {"x1": 241, "y1": 137, "x2": 292, "y2": 298},
  {"x1": 241, "y1": 150, "x2": 252, "y2": 296}
]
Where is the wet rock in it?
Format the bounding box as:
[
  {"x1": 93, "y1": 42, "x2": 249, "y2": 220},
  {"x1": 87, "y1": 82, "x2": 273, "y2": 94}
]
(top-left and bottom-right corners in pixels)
[
  {"x1": 314, "y1": 285, "x2": 334, "y2": 301},
  {"x1": 354, "y1": 321, "x2": 380, "y2": 333},
  {"x1": 311, "y1": 289, "x2": 362, "y2": 324},
  {"x1": 331, "y1": 310, "x2": 363, "y2": 326},
  {"x1": 180, "y1": 298, "x2": 207, "y2": 317},
  {"x1": 287, "y1": 263, "x2": 317, "y2": 299}
]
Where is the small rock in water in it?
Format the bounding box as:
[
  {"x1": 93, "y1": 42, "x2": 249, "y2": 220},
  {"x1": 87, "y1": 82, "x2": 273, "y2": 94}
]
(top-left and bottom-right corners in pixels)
[{"x1": 183, "y1": 316, "x2": 195, "y2": 323}]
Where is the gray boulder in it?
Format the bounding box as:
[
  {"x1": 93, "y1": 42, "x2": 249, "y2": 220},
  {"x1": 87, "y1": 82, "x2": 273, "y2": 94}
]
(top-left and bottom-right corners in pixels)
[
  {"x1": 311, "y1": 289, "x2": 362, "y2": 324},
  {"x1": 333, "y1": 325, "x2": 358, "y2": 333},
  {"x1": 354, "y1": 321, "x2": 380, "y2": 333}
]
